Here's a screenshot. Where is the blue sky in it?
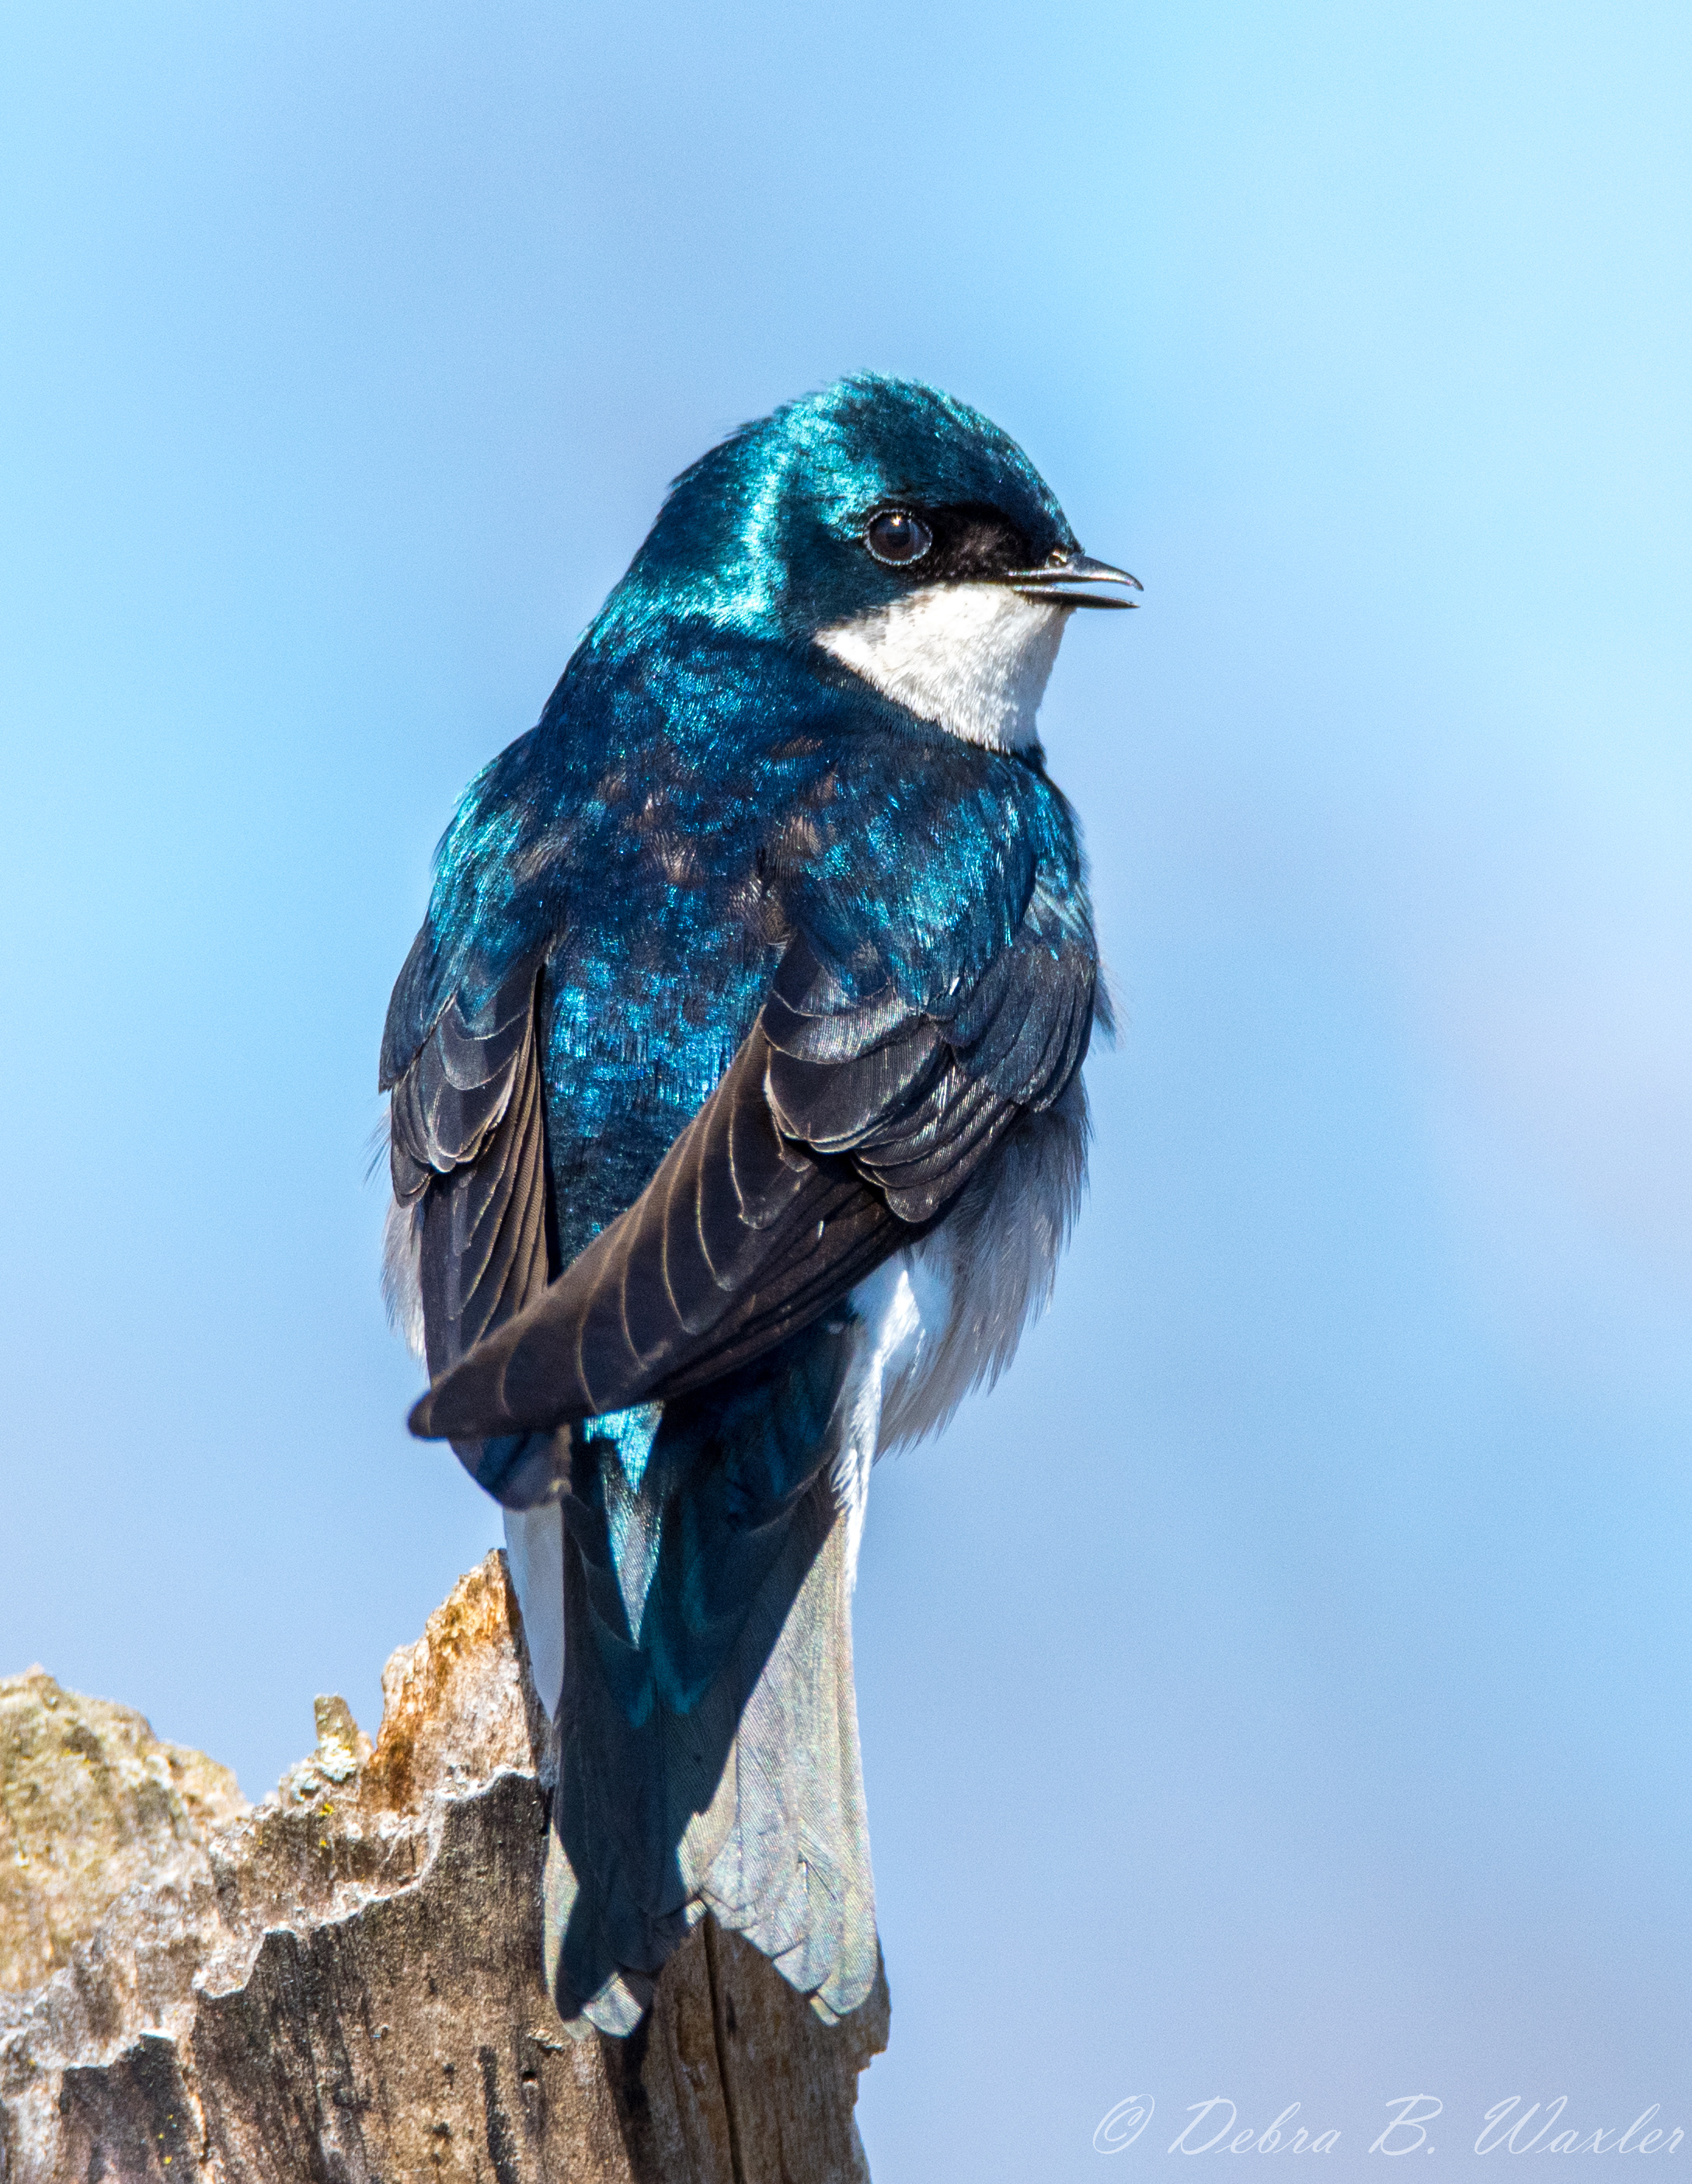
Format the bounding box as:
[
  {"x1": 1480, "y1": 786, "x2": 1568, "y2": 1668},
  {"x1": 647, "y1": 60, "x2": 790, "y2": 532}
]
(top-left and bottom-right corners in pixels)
[{"x1": 3, "y1": 4, "x2": 1688, "y2": 2175}]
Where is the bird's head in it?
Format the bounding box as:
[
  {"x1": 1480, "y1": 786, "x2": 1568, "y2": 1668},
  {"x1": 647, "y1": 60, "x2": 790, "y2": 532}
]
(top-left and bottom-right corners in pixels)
[{"x1": 593, "y1": 374, "x2": 1137, "y2": 751}]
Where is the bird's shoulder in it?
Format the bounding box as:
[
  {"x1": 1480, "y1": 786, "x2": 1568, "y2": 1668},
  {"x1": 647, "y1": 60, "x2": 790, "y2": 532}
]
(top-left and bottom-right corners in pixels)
[{"x1": 382, "y1": 619, "x2": 1091, "y2": 1091}]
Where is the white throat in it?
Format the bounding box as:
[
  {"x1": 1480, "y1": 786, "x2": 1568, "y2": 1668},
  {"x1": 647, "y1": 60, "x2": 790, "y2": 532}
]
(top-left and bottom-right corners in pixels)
[{"x1": 815, "y1": 582, "x2": 1070, "y2": 751}]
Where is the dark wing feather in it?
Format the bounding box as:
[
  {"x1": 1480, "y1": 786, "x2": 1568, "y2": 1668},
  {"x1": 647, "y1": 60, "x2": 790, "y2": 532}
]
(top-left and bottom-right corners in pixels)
[
  {"x1": 386, "y1": 954, "x2": 552, "y2": 1385},
  {"x1": 410, "y1": 1026, "x2": 900, "y2": 1437},
  {"x1": 410, "y1": 907, "x2": 1095, "y2": 1444}
]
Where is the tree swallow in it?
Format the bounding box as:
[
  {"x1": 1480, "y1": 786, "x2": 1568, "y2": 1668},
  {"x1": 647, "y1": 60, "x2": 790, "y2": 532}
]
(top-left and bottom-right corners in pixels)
[{"x1": 381, "y1": 374, "x2": 1135, "y2": 2034}]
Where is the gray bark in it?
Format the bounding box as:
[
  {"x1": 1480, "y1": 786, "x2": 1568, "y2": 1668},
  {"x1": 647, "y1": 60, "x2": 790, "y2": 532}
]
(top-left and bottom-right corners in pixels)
[{"x1": 0, "y1": 1553, "x2": 887, "y2": 2182}]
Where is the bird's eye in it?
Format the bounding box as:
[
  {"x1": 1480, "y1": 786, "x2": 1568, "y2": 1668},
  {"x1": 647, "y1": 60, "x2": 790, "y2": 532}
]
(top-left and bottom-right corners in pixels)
[{"x1": 865, "y1": 510, "x2": 932, "y2": 566}]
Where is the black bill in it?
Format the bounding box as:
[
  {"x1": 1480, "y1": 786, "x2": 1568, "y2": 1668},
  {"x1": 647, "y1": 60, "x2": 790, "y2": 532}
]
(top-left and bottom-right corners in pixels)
[{"x1": 1001, "y1": 552, "x2": 1143, "y2": 608}]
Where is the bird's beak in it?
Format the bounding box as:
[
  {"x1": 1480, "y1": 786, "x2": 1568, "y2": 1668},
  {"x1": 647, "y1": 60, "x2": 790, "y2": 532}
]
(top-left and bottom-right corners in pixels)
[{"x1": 1000, "y1": 552, "x2": 1143, "y2": 609}]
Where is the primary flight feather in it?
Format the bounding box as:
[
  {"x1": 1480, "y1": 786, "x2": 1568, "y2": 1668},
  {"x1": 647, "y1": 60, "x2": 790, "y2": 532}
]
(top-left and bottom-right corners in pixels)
[{"x1": 381, "y1": 374, "x2": 1135, "y2": 2032}]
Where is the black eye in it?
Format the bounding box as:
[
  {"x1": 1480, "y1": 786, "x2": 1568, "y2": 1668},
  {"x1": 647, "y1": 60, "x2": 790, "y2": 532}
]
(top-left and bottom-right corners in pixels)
[{"x1": 865, "y1": 510, "x2": 932, "y2": 566}]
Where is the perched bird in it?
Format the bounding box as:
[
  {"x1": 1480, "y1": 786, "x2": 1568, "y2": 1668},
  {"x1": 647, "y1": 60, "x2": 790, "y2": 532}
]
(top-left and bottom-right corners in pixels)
[{"x1": 381, "y1": 374, "x2": 1135, "y2": 2035}]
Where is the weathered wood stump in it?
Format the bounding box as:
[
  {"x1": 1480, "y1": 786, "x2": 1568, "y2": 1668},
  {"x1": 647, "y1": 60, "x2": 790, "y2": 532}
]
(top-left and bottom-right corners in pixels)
[{"x1": 0, "y1": 1555, "x2": 887, "y2": 2182}]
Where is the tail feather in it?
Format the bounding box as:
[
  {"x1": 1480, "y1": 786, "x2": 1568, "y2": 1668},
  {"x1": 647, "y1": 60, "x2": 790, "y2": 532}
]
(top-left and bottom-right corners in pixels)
[
  {"x1": 687, "y1": 1499, "x2": 876, "y2": 2022},
  {"x1": 538, "y1": 1320, "x2": 880, "y2": 2033}
]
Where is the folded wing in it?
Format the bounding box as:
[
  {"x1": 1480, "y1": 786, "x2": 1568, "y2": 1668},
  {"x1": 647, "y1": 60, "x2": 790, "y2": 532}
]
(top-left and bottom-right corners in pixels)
[
  {"x1": 409, "y1": 889, "x2": 1095, "y2": 1443},
  {"x1": 385, "y1": 956, "x2": 560, "y2": 1500}
]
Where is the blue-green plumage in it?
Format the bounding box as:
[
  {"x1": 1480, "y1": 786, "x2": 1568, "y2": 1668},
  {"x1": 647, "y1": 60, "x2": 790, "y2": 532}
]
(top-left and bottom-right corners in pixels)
[{"x1": 381, "y1": 374, "x2": 1131, "y2": 2032}]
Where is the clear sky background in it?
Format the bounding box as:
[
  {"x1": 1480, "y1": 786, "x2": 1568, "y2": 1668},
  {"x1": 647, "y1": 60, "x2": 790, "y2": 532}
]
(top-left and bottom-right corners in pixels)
[{"x1": 3, "y1": 4, "x2": 1688, "y2": 2175}]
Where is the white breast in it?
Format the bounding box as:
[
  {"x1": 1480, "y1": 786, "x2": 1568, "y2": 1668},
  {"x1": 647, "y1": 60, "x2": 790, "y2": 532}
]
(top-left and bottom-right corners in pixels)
[{"x1": 815, "y1": 583, "x2": 1071, "y2": 751}]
